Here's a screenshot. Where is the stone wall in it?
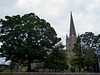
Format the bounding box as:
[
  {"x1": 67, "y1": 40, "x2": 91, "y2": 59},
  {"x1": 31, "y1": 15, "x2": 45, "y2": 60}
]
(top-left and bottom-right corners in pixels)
[{"x1": 0, "y1": 72, "x2": 100, "y2": 75}]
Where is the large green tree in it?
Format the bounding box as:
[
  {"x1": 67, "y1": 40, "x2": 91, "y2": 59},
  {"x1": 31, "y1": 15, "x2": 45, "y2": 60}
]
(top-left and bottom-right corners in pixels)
[
  {"x1": 0, "y1": 13, "x2": 60, "y2": 72},
  {"x1": 72, "y1": 32, "x2": 99, "y2": 72}
]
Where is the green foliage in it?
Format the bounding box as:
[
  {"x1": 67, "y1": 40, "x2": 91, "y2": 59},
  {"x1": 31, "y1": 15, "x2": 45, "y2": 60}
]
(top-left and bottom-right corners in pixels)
[
  {"x1": 93, "y1": 34, "x2": 100, "y2": 57},
  {"x1": 72, "y1": 36, "x2": 84, "y2": 71},
  {"x1": 84, "y1": 48, "x2": 97, "y2": 67},
  {"x1": 65, "y1": 64, "x2": 69, "y2": 70},
  {"x1": 79, "y1": 32, "x2": 99, "y2": 70},
  {"x1": 44, "y1": 43, "x2": 68, "y2": 71},
  {"x1": 72, "y1": 56, "x2": 84, "y2": 70},
  {"x1": 70, "y1": 67, "x2": 75, "y2": 72},
  {"x1": 0, "y1": 13, "x2": 60, "y2": 72},
  {"x1": 3, "y1": 69, "x2": 11, "y2": 72},
  {"x1": 73, "y1": 36, "x2": 82, "y2": 56},
  {"x1": 79, "y1": 32, "x2": 100, "y2": 57},
  {"x1": 0, "y1": 69, "x2": 3, "y2": 72},
  {"x1": 80, "y1": 32, "x2": 94, "y2": 49},
  {"x1": 72, "y1": 32, "x2": 99, "y2": 72}
]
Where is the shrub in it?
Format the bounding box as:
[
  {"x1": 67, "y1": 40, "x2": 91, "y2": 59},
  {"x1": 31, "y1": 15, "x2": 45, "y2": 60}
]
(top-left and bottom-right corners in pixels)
[{"x1": 70, "y1": 68, "x2": 75, "y2": 72}]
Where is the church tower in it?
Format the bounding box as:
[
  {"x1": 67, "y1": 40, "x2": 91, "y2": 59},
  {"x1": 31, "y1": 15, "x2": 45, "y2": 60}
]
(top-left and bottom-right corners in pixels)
[{"x1": 66, "y1": 11, "x2": 77, "y2": 59}]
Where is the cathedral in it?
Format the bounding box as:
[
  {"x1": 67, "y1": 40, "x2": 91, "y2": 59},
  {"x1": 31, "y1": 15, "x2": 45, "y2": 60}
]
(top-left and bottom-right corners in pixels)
[{"x1": 66, "y1": 12, "x2": 77, "y2": 62}]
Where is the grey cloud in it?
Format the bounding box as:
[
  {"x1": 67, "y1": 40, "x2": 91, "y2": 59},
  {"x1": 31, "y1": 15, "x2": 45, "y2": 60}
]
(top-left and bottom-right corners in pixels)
[
  {"x1": 0, "y1": 0, "x2": 17, "y2": 7},
  {"x1": 0, "y1": 0, "x2": 100, "y2": 46}
]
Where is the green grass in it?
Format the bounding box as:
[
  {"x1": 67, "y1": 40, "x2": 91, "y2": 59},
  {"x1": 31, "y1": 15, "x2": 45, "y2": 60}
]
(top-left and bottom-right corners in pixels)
[{"x1": 3, "y1": 69, "x2": 11, "y2": 72}]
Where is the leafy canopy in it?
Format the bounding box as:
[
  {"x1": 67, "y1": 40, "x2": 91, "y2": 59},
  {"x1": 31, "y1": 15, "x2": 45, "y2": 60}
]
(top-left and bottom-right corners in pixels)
[
  {"x1": 0, "y1": 13, "x2": 60, "y2": 71},
  {"x1": 72, "y1": 32, "x2": 99, "y2": 72},
  {"x1": 44, "y1": 43, "x2": 68, "y2": 71}
]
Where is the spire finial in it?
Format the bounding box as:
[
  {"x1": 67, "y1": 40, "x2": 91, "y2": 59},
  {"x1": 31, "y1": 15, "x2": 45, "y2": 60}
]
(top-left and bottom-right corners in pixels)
[
  {"x1": 69, "y1": 11, "x2": 76, "y2": 37},
  {"x1": 70, "y1": 11, "x2": 72, "y2": 14}
]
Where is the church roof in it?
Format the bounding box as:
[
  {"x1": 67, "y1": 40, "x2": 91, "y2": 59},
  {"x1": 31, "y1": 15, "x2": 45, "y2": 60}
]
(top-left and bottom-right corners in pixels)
[{"x1": 69, "y1": 11, "x2": 76, "y2": 37}]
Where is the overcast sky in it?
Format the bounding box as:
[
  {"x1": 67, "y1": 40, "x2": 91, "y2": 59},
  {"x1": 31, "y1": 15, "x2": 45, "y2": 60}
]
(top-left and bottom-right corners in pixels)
[{"x1": 0, "y1": 0, "x2": 100, "y2": 64}]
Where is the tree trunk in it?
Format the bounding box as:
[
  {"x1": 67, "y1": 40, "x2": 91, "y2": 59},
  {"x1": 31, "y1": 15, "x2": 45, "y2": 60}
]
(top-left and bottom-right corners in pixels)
[{"x1": 27, "y1": 59, "x2": 31, "y2": 72}]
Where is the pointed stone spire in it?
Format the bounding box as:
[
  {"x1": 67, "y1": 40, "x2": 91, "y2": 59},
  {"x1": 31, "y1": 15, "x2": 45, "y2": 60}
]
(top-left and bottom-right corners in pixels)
[
  {"x1": 69, "y1": 11, "x2": 76, "y2": 37},
  {"x1": 66, "y1": 34, "x2": 68, "y2": 38}
]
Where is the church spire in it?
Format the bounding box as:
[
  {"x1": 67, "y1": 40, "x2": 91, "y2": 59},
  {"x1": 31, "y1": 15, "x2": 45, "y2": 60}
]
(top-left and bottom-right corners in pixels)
[{"x1": 69, "y1": 11, "x2": 76, "y2": 37}]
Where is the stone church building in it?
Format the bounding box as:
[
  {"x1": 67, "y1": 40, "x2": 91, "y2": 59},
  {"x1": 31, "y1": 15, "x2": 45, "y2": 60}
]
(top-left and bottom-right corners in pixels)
[{"x1": 66, "y1": 12, "x2": 77, "y2": 67}]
